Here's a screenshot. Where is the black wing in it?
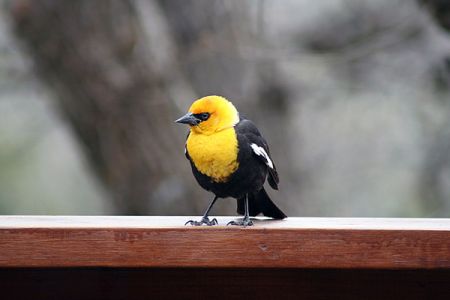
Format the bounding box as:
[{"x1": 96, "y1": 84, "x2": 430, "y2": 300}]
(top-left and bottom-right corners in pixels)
[{"x1": 235, "y1": 117, "x2": 279, "y2": 190}]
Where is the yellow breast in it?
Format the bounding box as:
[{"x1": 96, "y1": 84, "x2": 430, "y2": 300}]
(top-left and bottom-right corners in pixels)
[{"x1": 186, "y1": 128, "x2": 239, "y2": 183}]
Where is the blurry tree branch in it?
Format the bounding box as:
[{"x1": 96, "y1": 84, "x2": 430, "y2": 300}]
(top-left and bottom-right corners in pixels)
[
  {"x1": 418, "y1": 0, "x2": 450, "y2": 215},
  {"x1": 420, "y1": 0, "x2": 450, "y2": 32},
  {"x1": 157, "y1": 0, "x2": 252, "y2": 101}
]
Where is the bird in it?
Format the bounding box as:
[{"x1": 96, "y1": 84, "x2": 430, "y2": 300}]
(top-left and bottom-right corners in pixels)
[{"x1": 175, "y1": 95, "x2": 287, "y2": 226}]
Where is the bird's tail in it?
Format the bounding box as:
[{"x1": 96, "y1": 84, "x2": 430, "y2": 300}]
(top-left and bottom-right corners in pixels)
[{"x1": 237, "y1": 188, "x2": 287, "y2": 219}]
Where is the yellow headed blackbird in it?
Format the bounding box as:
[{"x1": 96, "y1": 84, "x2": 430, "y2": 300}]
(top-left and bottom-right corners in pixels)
[{"x1": 175, "y1": 95, "x2": 286, "y2": 226}]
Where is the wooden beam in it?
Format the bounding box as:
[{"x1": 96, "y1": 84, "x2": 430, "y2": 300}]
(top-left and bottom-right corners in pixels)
[{"x1": 1, "y1": 216, "x2": 450, "y2": 269}]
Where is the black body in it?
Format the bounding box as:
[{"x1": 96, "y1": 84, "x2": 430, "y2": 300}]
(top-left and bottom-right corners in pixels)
[{"x1": 186, "y1": 117, "x2": 286, "y2": 219}]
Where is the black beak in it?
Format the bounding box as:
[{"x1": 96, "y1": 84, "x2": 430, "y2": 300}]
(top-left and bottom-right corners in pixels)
[{"x1": 174, "y1": 112, "x2": 200, "y2": 125}]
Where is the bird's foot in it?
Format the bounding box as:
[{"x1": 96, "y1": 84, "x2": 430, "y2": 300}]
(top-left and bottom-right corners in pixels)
[
  {"x1": 227, "y1": 218, "x2": 253, "y2": 227},
  {"x1": 185, "y1": 217, "x2": 218, "y2": 226}
]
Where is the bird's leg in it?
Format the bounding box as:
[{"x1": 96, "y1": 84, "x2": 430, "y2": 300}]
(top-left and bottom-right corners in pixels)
[
  {"x1": 227, "y1": 194, "x2": 253, "y2": 227},
  {"x1": 185, "y1": 196, "x2": 219, "y2": 226}
]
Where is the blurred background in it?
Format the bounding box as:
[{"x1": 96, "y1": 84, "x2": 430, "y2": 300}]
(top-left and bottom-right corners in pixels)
[{"x1": 1, "y1": 0, "x2": 450, "y2": 217}]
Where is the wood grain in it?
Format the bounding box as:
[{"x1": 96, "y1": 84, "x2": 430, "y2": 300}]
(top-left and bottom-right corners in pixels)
[{"x1": 1, "y1": 216, "x2": 450, "y2": 269}]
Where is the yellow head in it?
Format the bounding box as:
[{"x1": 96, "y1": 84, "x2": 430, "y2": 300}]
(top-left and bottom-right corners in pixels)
[{"x1": 175, "y1": 95, "x2": 239, "y2": 135}]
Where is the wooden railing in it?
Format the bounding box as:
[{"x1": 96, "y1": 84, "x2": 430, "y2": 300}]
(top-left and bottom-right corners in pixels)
[{"x1": 1, "y1": 216, "x2": 450, "y2": 299}]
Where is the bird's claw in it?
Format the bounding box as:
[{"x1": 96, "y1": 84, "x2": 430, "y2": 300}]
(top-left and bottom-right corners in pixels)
[
  {"x1": 227, "y1": 218, "x2": 253, "y2": 227},
  {"x1": 185, "y1": 217, "x2": 218, "y2": 226}
]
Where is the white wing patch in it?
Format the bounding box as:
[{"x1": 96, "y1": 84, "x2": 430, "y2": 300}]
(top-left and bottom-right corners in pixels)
[{"x1": 250, "y1": 143, "x2": 274, "y2": 169}]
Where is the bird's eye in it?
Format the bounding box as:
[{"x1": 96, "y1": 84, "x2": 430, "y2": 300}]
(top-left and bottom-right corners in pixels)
[{"x1": 199, "y1": 113, "x2": 210, "y2": 121}]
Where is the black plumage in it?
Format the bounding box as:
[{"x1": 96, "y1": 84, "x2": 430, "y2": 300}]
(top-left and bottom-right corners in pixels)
[{"x1": 185, "y1": 117, "x2": 286, "y2": 223}]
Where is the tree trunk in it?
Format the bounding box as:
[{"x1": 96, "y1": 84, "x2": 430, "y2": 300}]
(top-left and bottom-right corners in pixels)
[{"x1": 9, "y1": 0, "x2": 203, "y2": 214}]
